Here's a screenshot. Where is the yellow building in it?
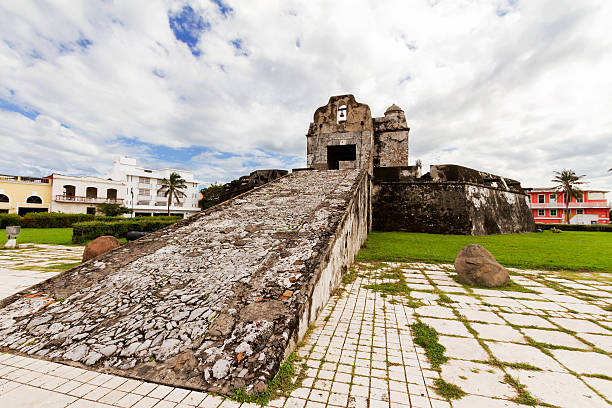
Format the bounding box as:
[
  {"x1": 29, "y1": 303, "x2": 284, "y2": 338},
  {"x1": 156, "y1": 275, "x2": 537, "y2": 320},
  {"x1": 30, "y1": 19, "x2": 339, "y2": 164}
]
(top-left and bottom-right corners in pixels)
[{"x1": 0, "y1": 174, "x2": 52, "y2": 215}]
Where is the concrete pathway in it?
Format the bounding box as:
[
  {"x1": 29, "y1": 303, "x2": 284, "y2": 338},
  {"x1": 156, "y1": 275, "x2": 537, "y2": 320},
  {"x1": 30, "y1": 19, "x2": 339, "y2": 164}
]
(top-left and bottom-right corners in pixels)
[{"x1": 1, "y1": 260, "x2": 611, "y2": 407}]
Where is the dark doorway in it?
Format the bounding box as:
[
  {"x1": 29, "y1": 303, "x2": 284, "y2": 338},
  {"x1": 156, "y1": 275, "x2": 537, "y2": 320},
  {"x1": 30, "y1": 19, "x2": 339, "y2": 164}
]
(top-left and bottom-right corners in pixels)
[
  {"x1": 18, "y1": 207, "x2": 48, "y2": 216},
  {"x1": 327, "y1": 144, "x2": 356, "y2": 170}
]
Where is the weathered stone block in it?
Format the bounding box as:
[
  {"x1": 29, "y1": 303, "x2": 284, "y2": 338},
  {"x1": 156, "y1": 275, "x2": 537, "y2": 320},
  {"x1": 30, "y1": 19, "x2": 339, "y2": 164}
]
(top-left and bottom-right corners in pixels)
[{"x1": 454, "y1": 244, "x2": 510, "y2": 287}]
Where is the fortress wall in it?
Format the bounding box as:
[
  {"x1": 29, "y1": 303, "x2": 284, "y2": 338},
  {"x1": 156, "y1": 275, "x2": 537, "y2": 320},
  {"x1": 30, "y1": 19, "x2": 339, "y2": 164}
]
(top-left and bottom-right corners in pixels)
[{"x1": 372, "y1": 181, "x2": 534, "y2": 235}]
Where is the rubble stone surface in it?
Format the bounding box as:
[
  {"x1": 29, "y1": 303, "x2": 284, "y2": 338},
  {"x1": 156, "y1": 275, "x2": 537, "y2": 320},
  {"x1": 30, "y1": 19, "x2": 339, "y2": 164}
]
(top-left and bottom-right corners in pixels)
[{"x1": 0, "y1": 168, "x2": 368, "y2": 395}]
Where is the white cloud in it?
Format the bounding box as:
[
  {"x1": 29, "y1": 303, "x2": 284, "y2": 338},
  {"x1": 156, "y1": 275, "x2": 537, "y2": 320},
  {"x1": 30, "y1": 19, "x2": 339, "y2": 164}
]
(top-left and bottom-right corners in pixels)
[{"x1": 0, "y1": 0, "x2": 611, "y2": 194}]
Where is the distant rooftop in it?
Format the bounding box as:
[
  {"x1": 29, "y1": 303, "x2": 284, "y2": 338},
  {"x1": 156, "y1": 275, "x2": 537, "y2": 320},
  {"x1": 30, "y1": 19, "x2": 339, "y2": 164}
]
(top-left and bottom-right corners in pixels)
[{"x1": 0, "y1": 174, "x2": 51, "y2": 184}]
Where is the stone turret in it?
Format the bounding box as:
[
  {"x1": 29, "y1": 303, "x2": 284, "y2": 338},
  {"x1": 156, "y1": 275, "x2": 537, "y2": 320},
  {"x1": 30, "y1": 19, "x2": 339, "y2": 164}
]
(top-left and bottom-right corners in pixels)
[{"x1": 373, "y1": 104, "x2": 410, "y2": 168}]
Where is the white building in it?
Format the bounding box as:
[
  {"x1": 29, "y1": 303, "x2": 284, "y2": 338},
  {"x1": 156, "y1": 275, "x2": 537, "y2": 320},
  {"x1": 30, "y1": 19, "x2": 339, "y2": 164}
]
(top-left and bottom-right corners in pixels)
[
  {"x1": 108, "y1": 157, "x2": 200, "y2": 218},
  {"x1": 50, "y1": 174, "x2": 126, "y2": 215}
]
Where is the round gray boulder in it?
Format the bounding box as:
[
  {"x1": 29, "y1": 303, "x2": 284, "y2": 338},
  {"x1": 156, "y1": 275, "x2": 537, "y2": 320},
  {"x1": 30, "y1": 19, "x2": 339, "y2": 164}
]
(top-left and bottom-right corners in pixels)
[{"x1": 454, "y1": 244, "x2": 509, "y2": 287}]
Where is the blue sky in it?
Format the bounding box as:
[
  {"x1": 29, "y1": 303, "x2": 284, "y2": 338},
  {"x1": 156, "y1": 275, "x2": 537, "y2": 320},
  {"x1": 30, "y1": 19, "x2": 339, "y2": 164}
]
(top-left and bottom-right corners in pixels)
[{"x1": 0, "y1": 0, "x2": 611, "y2": 192}]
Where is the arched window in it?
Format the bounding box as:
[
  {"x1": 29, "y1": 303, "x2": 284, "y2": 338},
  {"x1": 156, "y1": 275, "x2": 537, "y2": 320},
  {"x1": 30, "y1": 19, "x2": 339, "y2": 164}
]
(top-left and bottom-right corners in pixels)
[
  {"x1": 107, "y1": 188, "x2": 117, "y2": 199},
  {"x1": 63, "y1": 185, "x2": 76, "y2": 197},
  {"x1": 0, "y1": 194, "x2": 9, "y2": 203},
  {"x1": 86, "y1": 187, "x2": 97, "y2": 198},
  {"x1": 26, "y1": 196, "x2": 42, "y2": 204}
]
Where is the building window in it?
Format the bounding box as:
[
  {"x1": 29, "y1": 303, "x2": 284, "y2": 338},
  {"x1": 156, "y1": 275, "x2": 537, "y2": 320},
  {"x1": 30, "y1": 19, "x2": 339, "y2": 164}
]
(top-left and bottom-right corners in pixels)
[
  {"x1": 86, "y1": 187, "x2": 97, "y2": 198},
  {"x1": 107, "y1": 188, "x2": 117, "y2": 199},
  {"x1": 577, "y1": 209, "x2": 584, "y2": 214},
  {"x1": 86, "y1": 207, "x2": 96, "y2": 215},
  {"x1": 576, "y1": 196, "x2": 583, "y2": 203},
  {"x1": 549, "y1": 194, "x2": 556, "y2": 202},
  {"x1": 0, "y1": 194, "x2": 8, "y2": 203},
  {"x1": 26, "y1": 195, "x2": 42, "y2": 204},
  {"x1": 63, "y1": 185, "x2": 76, "y2": 197},
  {"x1": 550, "y1": 209, "x2": 557, "y2": 216},
  {"x1": 537, "y1": 194, "x2": 545, "y2": 203},
  {"x1": 139, "y1": 189, "x2": 150, "y2": 196},
  {"x1": 538, "y1": 209, "x2": 545, "y2": 216},
  {"x1": 139, "y1": 177, "x2": 150, "y2": 184}
]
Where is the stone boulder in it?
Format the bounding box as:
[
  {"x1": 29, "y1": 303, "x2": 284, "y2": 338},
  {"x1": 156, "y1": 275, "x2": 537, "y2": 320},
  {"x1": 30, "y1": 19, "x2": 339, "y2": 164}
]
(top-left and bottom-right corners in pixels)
[
  {"x1": 82, "y1": 236, "x2": 120, "y2": 262},
  {"x1": 454, "y1": 244, "x2": 509, "y2": 287}
]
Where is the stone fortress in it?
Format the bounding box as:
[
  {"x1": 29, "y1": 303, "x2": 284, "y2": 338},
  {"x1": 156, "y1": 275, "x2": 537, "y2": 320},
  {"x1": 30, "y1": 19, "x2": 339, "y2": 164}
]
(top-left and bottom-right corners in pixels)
[
  {"x1": 0, "y1": 95, "x2": 533, "y2": 396},
  {"x1": 309, "y1": 94, "x2": 534, "y2": 235}
]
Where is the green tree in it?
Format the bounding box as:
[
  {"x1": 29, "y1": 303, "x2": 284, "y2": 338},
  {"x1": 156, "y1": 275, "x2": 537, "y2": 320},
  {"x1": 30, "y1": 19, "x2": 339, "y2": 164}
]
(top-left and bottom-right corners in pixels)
[
  {"x1": 199, "y1": 183, "x2": 223, "y2": 209},
  {"x1": 157, "y1": 172, "x2": 187, "y2": 216},
  {"x1": 96, "y1": 203, "x2": 131, "y2": 216},
  {"x1": 551, "y1": 169, "x2": 586, "y2": 224}
]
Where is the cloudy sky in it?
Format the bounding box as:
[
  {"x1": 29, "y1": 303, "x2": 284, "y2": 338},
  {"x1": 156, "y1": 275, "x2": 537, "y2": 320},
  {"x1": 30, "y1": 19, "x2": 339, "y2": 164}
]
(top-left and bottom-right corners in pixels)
[{"x1": 1, "y1": 0, "x2": 611, "y2": 192}]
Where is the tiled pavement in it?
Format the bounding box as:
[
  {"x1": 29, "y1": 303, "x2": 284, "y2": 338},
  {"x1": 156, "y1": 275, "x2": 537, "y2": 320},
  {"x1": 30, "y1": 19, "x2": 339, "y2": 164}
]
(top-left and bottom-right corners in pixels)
[
  {"x1": 0, "y1": 244, "x2": 83, "y2": 299},
  {"x1": 1, "y1": 260, "x2": 612, "y2": 407}
]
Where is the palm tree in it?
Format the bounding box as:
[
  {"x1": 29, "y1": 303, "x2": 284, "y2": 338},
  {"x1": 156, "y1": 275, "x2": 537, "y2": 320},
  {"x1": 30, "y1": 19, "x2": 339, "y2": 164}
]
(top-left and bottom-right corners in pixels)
[
  {"x1": 157, "y1": 172, "x2": 187, "y2": 216},
  {"x1": 551, "y1": 169, "x2": 586, "y2": 224}
]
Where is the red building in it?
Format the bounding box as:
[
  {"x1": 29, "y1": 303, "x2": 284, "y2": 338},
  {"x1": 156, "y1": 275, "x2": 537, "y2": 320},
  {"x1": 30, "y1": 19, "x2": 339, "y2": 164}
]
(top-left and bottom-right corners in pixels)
[{"x1": 528, "y1": 188, "x2": 610, "y2": 224}]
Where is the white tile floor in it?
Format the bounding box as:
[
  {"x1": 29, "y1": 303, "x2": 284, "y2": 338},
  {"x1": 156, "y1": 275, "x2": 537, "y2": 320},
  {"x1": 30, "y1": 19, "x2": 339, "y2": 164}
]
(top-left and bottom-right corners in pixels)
[
  {"x1": 0, "y1": 244, "x2": 83, "y2": 299},
  {"x1": 1, "y1": 259, "x2": 612, "y2": 407}
]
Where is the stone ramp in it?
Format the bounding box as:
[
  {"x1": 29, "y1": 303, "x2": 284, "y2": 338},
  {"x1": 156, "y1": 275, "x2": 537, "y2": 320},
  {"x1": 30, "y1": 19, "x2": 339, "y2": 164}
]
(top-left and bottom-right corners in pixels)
[{"x1": 0, "y1": 169, "x2": 370, "y2": 394}]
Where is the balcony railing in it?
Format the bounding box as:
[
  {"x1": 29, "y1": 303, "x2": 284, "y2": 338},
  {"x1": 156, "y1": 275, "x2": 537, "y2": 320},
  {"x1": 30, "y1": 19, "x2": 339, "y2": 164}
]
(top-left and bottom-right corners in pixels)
[
  {"x1": 529, "y1": 202, "x2": 609, "y2": 209},
  {"x1": 55, "y1": 195, "x2": 123, "y2": 204}
]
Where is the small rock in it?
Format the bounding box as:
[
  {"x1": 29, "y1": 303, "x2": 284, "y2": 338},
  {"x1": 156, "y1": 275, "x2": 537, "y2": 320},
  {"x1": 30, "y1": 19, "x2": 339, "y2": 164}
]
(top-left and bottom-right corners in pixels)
[
  {"x1": 63, "y1": 344, "x2": 89, "y2": 362},
  {"x1": 253, "y1": 380, "x2": 267, "y2": 394},
  {"x1": 84, "y1": 351, "x2": 103, "y2": 365},
  {"x1": 98, "y1": 345, "x2": 117, "y2": 357},
  {"x1": 188, "y1": 308, "x2": 206, "y2": 322},
  {"x1": 212, "y1": 359, "x2": 231, "y2": 379}
]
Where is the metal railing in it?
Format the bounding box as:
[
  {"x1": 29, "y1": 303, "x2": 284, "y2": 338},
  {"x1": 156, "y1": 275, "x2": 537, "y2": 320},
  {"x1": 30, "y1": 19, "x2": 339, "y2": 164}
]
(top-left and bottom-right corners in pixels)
[{"x1": 55, "y1": 195, "x2": 123, "y2": 204}]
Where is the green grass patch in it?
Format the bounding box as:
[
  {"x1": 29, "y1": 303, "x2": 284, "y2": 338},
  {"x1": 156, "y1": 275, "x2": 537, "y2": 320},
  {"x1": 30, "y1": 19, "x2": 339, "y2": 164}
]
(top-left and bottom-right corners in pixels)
[
  {"x1": 478, "y1": 359, "x2": 542, "y2": 371},
  {"x1": 363, "y1": 267, "x2": 411, "y2": 297},
  {"x1": 410, "y1": 322, "x2": 448, "y2": 370},
  {"x1": 584, "y1": 373, "x2": 612, "y2": 381},
  {"x1": 357, "y1": 231, "x2": 612, "y2": 272},
  {"x1": 434, "y1": 378, "x2": 466, "y2": 400},
  {"x1": 504, "y1": 374, "x2": 538, "y2": 406},
  {"x1": 437, "y1": 293, "x2": 455, "y2": 304},
  {"x1": 230, "y1": 352, "x2": 306, "y2": 406},
  {"x1": 359, "y1": 262, "x2": 389, "y2": 271},
  {"x1": 0, "y1": 228, "x2": 75, "y2": 245},
  {"x1": 404, "y1": 299, "x2": 425, "y2": 308},
  {"x1": 39, "y1": 261, "x2": 83, "y2": 271},
  {"x1": 341, "y1": 267, "x2": 358, "y2": 284}
]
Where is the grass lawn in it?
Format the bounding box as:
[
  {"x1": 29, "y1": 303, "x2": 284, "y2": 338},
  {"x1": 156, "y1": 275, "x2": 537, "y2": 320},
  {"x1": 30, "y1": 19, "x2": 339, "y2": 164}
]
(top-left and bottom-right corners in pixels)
[
  {"x1": 0, "y1": 228, "x2": 75, "y2": 246},
  {"x1": 357, "y1": 231, "x2": 612, "y2": 272}
]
